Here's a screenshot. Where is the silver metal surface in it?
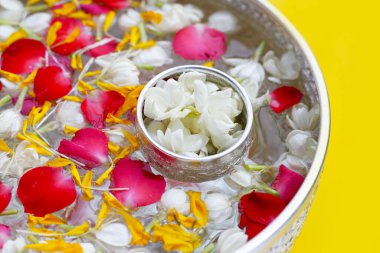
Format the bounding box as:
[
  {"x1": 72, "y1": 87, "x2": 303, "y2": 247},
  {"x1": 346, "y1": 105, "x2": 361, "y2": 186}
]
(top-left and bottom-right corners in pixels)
[{"x1": 136, "y1": 65, "x2": 254, "y2": 183}]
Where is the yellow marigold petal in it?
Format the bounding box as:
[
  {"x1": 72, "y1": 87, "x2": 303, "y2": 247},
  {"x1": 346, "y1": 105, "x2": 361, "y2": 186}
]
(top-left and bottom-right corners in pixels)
[
  {"x1": 20, "y1": 69, "x2": 38, "y2": 88},
  {"x1": 122, "y1": 129, "x2": 138, "y2": 150},
  {"x1": 167, "y1": 209, "x2": 197, "y2": 229},
  {"x1": 0, "y1": 69, "x2": 23, "y2": 83},
  {"x1": 116, "y1": 32, "x2": 130, "y2": 51},
  {"x1": 141, "y1": 11, "x2": 163, "y2": 24},
  {"x1": 28, "y1": 101, "x2": 52, "y2": 127},
  {"x1": 104, "y1": 11, "x2": 116, "y2": 33},
  {"x1": 81, "y1": 171, "x2": 94, "y2": 201},
  {"x1": 188, "y1": 191, "x2": 208, "y2": 228},
  {"x1": 78, "y1": 80, "x2": 96, "y2": 95},
  {"x1": 130, "y1": 27, "x2": 140, "y2": 46},
  {"x1": 47, "y1": 21, "x2": 63, "y2": 46},
  {"x1": 69, "y1": 162, "x2": 82, "y2": 186},
  {"x1": 69, "y1": 10, "x2": 92, "y2": 21},
  {"x1": 60, "y1": 26, "x2": 81, "y2": 45},
  {"x1": 130, "y1": 0, "x2": 141, "y2": 8},
  {"x1": 25, "y1": 238, "x2": 83, "y2": 253},
  {"x1": 82, "y1": 19, "x2": 96, "y2": 28},
  {"x1": 28, "y1": 214, "x2": 66, "y2": 227},
  {"x1": 76, "y1": 54, "x2": 83, "y2": 70},
  {"x1": 202, "y1": 61, "x2": 215, "y2": 68},
  {"x1": 115, "y1": 85, "x2": 144, "y2": 117},
  {"x1": 96, "y1": 79, "x2": 120, "y2": 92},
  {"x1": 62, "y1": 95, "x2": 83, "y2": 102},
  {"x1": 95, "y1": 165, "x2": 114, "y2": 186},
  {"x1": 0, "y1": 139, "x2": 13, "y2": 155},
  {"x1": 64, "y1": 125, "x2": 79, "y2": 135},
  {"x1": 82, "y1": 70, "x2": 102, "y2": 78},
  {"x1": 113, "y1": 146, "x2": 131, "y2": 162},
  {"x1": 45, "y1": 0, "x2": 61, "y2": 7},
  {"x1": 66, "y1": 221, "x2": 90, "y2": 236},
  {"x1": 107, "y1": 141, "x2": 121, "y2": 157},
  {"x1": 53, "y1": 2, "x2": 76, "y2": 16},
  {"x1": 30, "y1": 227, "x2": 63, "y2": 235},
  {"x1": 131, "y1": 40, "x2": 156, "y2": 50},
  {"x1": 103, "y1": 192, "x2": 126, "y2": 211},
  {"x1": 70, "y1": 54, "x2": 78, "y2": 70},
  {"x1": 151, "y1": 224, "x2": 201, "y2": 253},
  {"x1": 46, "y1": 157, "x2": 71, "y2": 167},
  {"x1": 106, "y1": 113, "x2": 130, "y2": 126},
  {"x1": 119, "y1": 210, "x2": 150, "y2": 246},
  {"x1": 95, "y1": 201, "x2": 110, "y2": 230},
  {"x1": 26, "y1": 143, "x2": 53, "y2": 156}
]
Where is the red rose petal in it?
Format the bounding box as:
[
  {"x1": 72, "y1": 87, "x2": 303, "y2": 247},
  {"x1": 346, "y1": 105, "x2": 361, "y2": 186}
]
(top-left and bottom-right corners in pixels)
[
  {"x1": 110, "y1": 157, "x2": 166, "y2": 208},
  {"x1": 34, "y1": 66, "x2": 72, "y2": 104},
  {"x1": 50, "y1": 17, "x2": 93, "y2": 56},
  {"x1": 0, "y1": 182, "x2": 12, "y2": 214},
  {"x1": 80, "y1": 4, "x2": 111, "y2": 15},
  {"x1": 238, "y1": 213, "x2": 250, "y2": 229},
  {"x1": 86, "y1": 39, "x2": 118, "y2": 57},
  {"x1": 271, "y1": 165, "x2": 305, "y2": 204},
  {"x1": 173, "y1": 24, "x2": 227, "y2": 61},
  {"x1": 245, "y1": 222, "x2": 267, "y2": 240},
  {"x1": 0, "y1": 224, "x2": 11, "y2": 249},
  {"x1": 93, "y1": 0, "x2": 130, "y2": 10},
  {"x1": 58, "y1": 128, "x2": 108, "y2": 169},
  {"x1": 1, "y1": 39, "x2": 46, "y2": 75},
  {"x1": 240, "y1": 191, "x2": 285, "y2": 225},
  {"x1": 17, "y1": 166, "x2": 77, "y2": 217},
  {"x1": 270, "y1": 86, "x2": 303, "y2": 114},
  {"x1": 81, "y1": 90, "x2": 125, "y2": 129}
]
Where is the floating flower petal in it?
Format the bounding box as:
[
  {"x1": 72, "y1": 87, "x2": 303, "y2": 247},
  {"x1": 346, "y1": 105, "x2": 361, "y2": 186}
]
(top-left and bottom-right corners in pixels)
[
  {"x1": 0, "y1": 224, "x2": 11, "y2": 249},
  {"x1": 173, "y1": 24, "x2": 226, "y2": 61},
  {"x1": 270, "y1": 86, "x2": 303, "y2": 114},
  {"x1": 271, "y1": 165, "x2": 305, "y2": 204},
  {"x1": 58, "y1": 128, "x2": 109, "y2": 169},
  {"x1": 17, "y1": 166, "x2": 77, "y2": 217},
  {"x1": 34, "y1": 66, "x2": 72, "y2": 104},
  {"x1": 1, "y1": 39, "x2": 46, "y2": 75},
  {"x1": 0, "y1": 181, "x2": 12, "y2": 213},
  {"x1": 110, "y1": 157, "x2": 166, "y2": 208}
]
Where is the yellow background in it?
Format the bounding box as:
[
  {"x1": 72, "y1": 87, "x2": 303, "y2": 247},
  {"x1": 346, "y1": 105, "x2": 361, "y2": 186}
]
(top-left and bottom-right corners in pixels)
[{"x1": 268, "y1": 0, "x2": 380, "y2": 252}]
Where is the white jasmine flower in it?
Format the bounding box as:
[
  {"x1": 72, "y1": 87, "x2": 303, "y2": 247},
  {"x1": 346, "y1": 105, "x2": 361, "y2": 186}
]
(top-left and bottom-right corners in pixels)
[
  {"x1": 224, "y1": 58, "x2": 266, "y2": 101},
  {"x1": 287, "y1": 103, "x2": 320, "y2": 131},
  {"x1": 274, "y1": 152, "x2": 308, "y2": 175},
  {"x1": 159, "y1": 188, "x2": 190, "y2": 214},
  {"x1": 229, "y1": 165, "x2": 252, "y2": 188},
  {"x1": 0, "y1": 25, "x2": 17, "y2": 41},
  {"x1": 80, "y1": 243, "x2": 96, "y2": 253},
  {"x1": 95, "y1": 223, "x2": 131, "y2": 247},
  {"x1": 0, "y1": 0, "x2": 24, "y2": 23},
  {"x1": 0, "y1": 152, "x2": 11, "y2": 175},
  {"x1": 144, "y1": 78, "x2": 193, "y2": 121},
  {"x1": 132, "y1": 41, "x2": 173, "y2": 67},
  {"x1": 96, "y1": 55, "x2": 140, "y2": 86},
  {"x1": 20, "y1": 12, "x2": 52, "y2": 36},
  {"x1": 286, "y1": 130, "x2": 318, "y2": 163},
  {"x1": 148, "y1": 4, "x2": 203, "y2": 34},
  {"x1": 11, "y1": 141, "x2": 47, "y2": 177},
  {"x1": 215, "y1": 228, "x2": 248, "y2": 253},
  {"x1": 106, "y1": 124, "x2": 136, "y2": 147},
  {"x1": 178, "y1": 71, "x2": 207, "y2": 92},
  {"x1": 2, "y1": 236, "x2": 26, "y2": 253},
  {"x1": 263, "y1": 50, "x2": 301, "y2": 80},
  {"x1": 205, "y1": 192, "x2": 233, "y2": 224},
  {"x1": 208, "y1": 11, "x2": 238, "y2": 33},
  {"x1": 154, "y1": 119, "x2": 209, "y2": 156},
  {"x1": 55, "y1": 101, "x2": 86, "y2": 130},
  {"x1": 0, "y1": 109, "x2": 23, "y2": 139},
  {"x1": 118, "y1": 9, "x2": 142, "y2": 32}
]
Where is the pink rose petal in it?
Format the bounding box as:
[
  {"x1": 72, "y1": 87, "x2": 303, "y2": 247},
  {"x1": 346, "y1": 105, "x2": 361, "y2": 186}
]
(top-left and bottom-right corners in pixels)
[
  {"x1": 1, "y1": 39, "x2": 46, "y2": 75},
  {"x1": 81, "y1": 90, "x2": 125, "y2": 129},
  {"x1": 86, "y1": 39, "x2": 118, "y2": 57},
  {"x1": 270, "y1": 86, "x2": 303, "y2": 114},
  {"x1": 12, "y1": 97, "x2": 38, "y2": 116},
  {"x1": 58, "y1": 128, "x2": 109, "y2": 169},
  {"x1": 17, "y1": 166, "x2": 77, "y2": 217},
  {"x1": 110, "y1": 157, "x2": 166, "y2": 208},
  {"x1": 0, "y1": 224, "x2": 11, "y2": 249},
  {"x1": 93, "y1": 0, "x2": 130, "y2": 10},
  {"x1": 271, "y1": 165, "x2": 305, "y2": 204},
  {"x1": 0, "y1": 182, "x2": 12, "y2": 214},
  {"x1": 80, "y1": 4, "x2": 111, "y2": 15},
  {"x1": 173, "y1": 24, "x2": 227, "y2": 61}
]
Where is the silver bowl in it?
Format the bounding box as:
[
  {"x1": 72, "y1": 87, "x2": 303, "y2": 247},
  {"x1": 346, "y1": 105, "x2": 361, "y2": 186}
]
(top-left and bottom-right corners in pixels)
[
  {"x1": 224, "y1": 0, "x2": 330, "y2": 252},
  {"x1": 136, "y1": 65, "x2": 254, "y2": 182}
]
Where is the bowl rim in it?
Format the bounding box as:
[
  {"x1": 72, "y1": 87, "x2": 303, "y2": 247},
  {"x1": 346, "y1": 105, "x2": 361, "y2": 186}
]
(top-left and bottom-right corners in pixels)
[
  {"x1": 136, "y1": 65, "x2": 254, "y2": 162},
  {"x1": 235, "y1": 0, "x2": 331, "y2": 252}
]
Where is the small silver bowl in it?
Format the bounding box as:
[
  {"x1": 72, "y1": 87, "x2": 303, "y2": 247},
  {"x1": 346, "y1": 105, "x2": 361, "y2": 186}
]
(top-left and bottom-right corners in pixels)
[{"x1": 136, "y1": 65, "x2": 253, "y2": 182}]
